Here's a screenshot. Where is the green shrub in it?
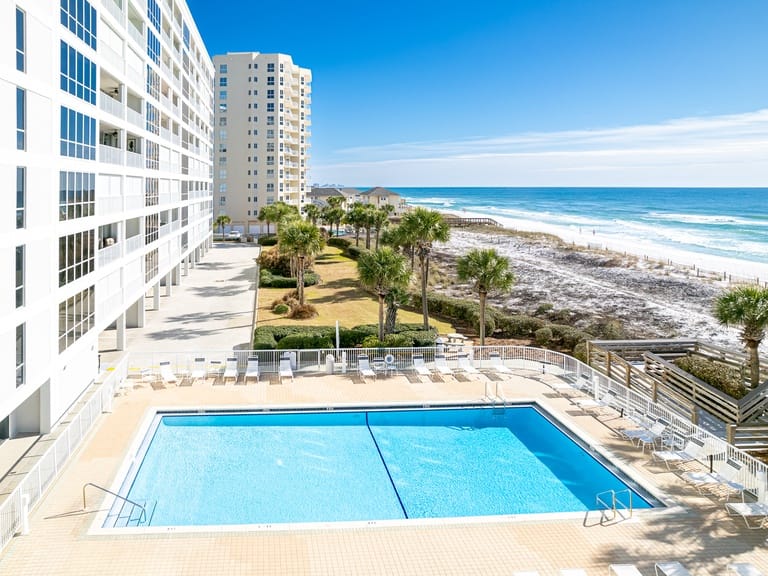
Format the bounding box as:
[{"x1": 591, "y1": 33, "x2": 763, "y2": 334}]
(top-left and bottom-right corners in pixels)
[
  {"x1": 535, "y1": 327, "x2": 553, "y2": 346},
  {"x1": 258, "y1": 235, "x2": 278, "y2": 246},
  {"x1": 495, "y1": 315, "x2": 546, "y2": 338},
  {"x1": 346, "y1": 246, "x2": 364, "y2": 260},
  {"x1": 350, "y1": 324, "x2": 379, "y2": 337},
  {"x1": 272, "y1": 303, "x2": 289, "y2": 315},
  {"x1": 383, "y1": 333, "x2": 412, "y2": 348},
  {"x1": 288, "y1": 303, "x2": 318, "y2": 319},
  {"x1": 398, "y1": 330, "x2": 437, "y2": 347},
  {"x1": 410, "y1": 293, "x2": 496, "y2": 336},
  {"x1": 675, "y1": 355, "x2": 747, "y2": 399},
  {"x1": 361, "y1": 335, "x2": 384, "y2": 348},
  {"x1": 548, "y1": 324, "x2": 593, "y2": 350},
  {"x1": 277, "y1": 334, "x2": 333, "y2": 349},
  {"x1": 252, "y1": 330, "x2": 278, "y2": 350},
  {"x1": 327, "y1": 237, "x2": 350, "y2": 249},
  {"x1": 573, "y1": 342, "x2": 589, "y2": 363},
  {"x1": 260, "y1": 270, "x2": 319, "y2": 288}
]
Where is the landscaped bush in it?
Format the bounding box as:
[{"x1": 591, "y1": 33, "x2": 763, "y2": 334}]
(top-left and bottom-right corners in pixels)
[
  {"x1": 382, "y1": 333, "x2": 413, "y2": 348},
  {"x1": 495, "y1": 314, "x2": 546, "y2": 338},
  {"x1": 260, "y1": 270, "x2": 319, "y2": 288},
  {"x1": 327, "y1": 237, "x2": 350, "y2": 249},
  {"x1": 398, "y1": 330, "x2": 437, "y2": 347},
  {"x1": 252, "y1": 323, "x2": 437, "y2": 350},
  {"x1": 548, "y1": 324, "x2": 594, "y2": 350},
  {"x1": 272, "y1": 303, "x2": 289, "y2": 315},
  {"x1": 410, "y1": 293, "x2": 496, "y2": 336},
  {"x1": 253, "y1": 331, "x2": 278, "y2": 350},
  {"x1": 257, "y1": 235, "x2": 278, "y2": 246},
  {"x1": 361, "y1": 335, "x2": 384, "y2": 348},
  {"x1": 345, "y1": 245, "x2": 364, "y2": 260},
  {"x1": 535, "y1": 327, "x2": 553, "y2": 346},
  {"x1": 277, "y1": 333, "x2": 333, "y2": 349},
  {"x1": 675, "y1": 355, "x2": 747, "y2": 399},
  {"x1": 288, "y1": 303, "x2": 318, "y2": 319}
]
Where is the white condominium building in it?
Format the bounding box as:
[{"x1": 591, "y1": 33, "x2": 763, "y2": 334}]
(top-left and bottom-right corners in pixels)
[
  {"x1": 0, "y1": 0, "x2": 214, "y2": 438},
  {"x1": 212, "y1": 52, "x2": 311, "y2": 234}
]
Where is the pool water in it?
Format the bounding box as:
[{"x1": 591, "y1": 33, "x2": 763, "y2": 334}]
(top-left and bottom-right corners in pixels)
[{"x1": 109, "y1": 406, "x2": 655, "y2": 527}]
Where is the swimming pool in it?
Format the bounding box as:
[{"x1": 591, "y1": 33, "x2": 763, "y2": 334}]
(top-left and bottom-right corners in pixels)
[{"x1": 105, "y1": 405, "x2": 657, "y2": 528}]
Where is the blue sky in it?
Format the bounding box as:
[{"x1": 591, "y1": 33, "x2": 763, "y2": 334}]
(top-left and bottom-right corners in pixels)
[{"x1": 187, "y1": 0, "x2": 768, "y2": 187}]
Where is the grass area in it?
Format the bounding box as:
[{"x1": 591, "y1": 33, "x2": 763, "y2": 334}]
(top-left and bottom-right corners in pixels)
[{"x1": 257, "y1": 245, "x2": 455, "y2": 333}]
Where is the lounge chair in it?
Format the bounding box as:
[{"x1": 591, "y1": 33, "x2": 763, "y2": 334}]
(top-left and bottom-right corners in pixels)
[
  {"x1": 456, "y1": 353, "x2": 479, "y2": 375},
  {"x1": 572, "y1": 389, "x2": 619, "y2": 415},
  {"x1": 159, "y1": 361, "x2": 178, "y2": 385},
  {"x1": 279, "y1": 357, "x2": 294, "y2": 384},
  {"x1": 683, "y1": 458, "x2": 745, "y2": 499},
  {"x1": 188, "y1": 357, "x2": 206, "y2": 384},
  {"x1": 728, "y1": 564, "x2": 765, "y2": 576},
  {"x1": 487, "y1": 352, "x2": 512, "y2": 374},
  {"x1": 207, "y1": 360, "x2": 223, "y2": 383},
  {"x1": 411, "y1": 354, "x2": 431, "y2": 377},
  {"x1": 655, "y1": 561, "x2": 692, "y2": 576},
  {"x1": 433, "y1": 354, "x2": 454, "y2": 377},
  {"x1": 244, "y1": 357, "x2": 260, "y2": 384},
  {"x1": 222, "y1": 357, "x2": 239, "y2": 384},
  {"x1": 726, "y1": 471, "x2": 768, "y2": 529},
  {"x1": 609, "y1": 565, "x2": 643, "y2": 576},
  {"x1": 652, "y1": 437, "x2": 706, "y2": 470},
  {"x1": 357, "y1": 354, "x2": 377, "y2": 383}
]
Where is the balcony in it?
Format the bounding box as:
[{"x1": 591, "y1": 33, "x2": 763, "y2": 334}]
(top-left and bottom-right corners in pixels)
[
  {"x1": 98, "y1": 41, "x2": 123, "y2": 73},
  {"x1": 126, "y1": 150, "x2": 144, "y2": 168},
  {"x1": 99, "y1": 145, "x2": 124, "y2": 165},
  {"x1": 97, "y1": 196, "x2": 123, "y2": 215},
  {"x1": 126, "y1": 107, "x2": 144, "y2": 129},
  {"x1": 101, "y1": 0, "x2": 123, "y2": 22},
  {"x1": 99, "y1": 92, "x2": 124, "y2": 118},
  {"x1": 97, "y1": 240, "x2": 121, "y2": 267},
  {"x1": 127, "y1": 22, "x2": 144, "y2": 47},
  {"x1": 124, "y1": 234, "x2": 143, "y2": 254}
]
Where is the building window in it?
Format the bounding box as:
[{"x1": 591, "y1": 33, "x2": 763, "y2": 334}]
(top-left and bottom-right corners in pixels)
[
  {"x1": 146, "y1": 65, "x2": 160, "y2": 99},
  {"x1": 58, "y1": 230, "x2": 95, "y2": 287},
  {"x1": 59, "y1": 171, "x2": 95, "y2": 221},
  {"x1": 60, "y1": 0, "x2": 97, "y2": 49},
  {"x1": 145, "y1": 140, "x2": 159, "y2": 169},
  {"x1": 16, "y1": 8, "x2": 25, "y2": 72},
  {"x1": 266, "y1": 115, "x2": 274, "y2": 125},
  {"x1": 219, "y1": 90, "x2": 227, "y2": 100},
  {"x1": 267, "y1": 63, "x2": 274, "y2": 72},
  {"x1": 16, "y1": 245, "x2": 24, "y2": 308},
  {"x1": 16, "y1": 88, "x2": 25, "y2": 150},
  {"x1": 219, "y1": 77, "x2": 227, "y2": 87},
  {"x1": 60, "y1": 107, "x2": 96, "y2": 159},
  {"x1": 16, "y1": 167, "x2": 25, "y2": 228},
  {"x1": 145, "y1": 214, "x2": 159, "y2": 244},
  {"x1": 267, "y1": 76, "x2": 274, "y2": 86},
  {"x1": 60, "y1": 41, "x2": 97, "y2": 104},
  {"x1": 147, "y1": 30, "x2": 160, "y2": 64},
  {"x1": 267, "y1": 129, "x2": 274, "y2": 139},
  {"x1": 146, "y1": 102, "x2": 159, "y2": 134},
  {"x1": 147, "y1": 0, "x2": 161, "y2": 31},
  {"x1": 267, "y1": 103, "x2": 274, "y2": 112},
  {"x1": 58, "y1": 286, "x2": 95, "y2": 353},
  {"x1": 16, "y1": 324, "x2": 24, "y2": 387},
  {"x1": 145, "y1": 178, "x2": 158, "y2": 207},
  {"x1": 219, "y1": 63, "x2": 227, "y2": 73},
  {"x1": 218, "y1": 117, "x2": 227, "y2": 126},
  {"x1": 145, "y1": 248, "x2": 158, "y2": 282},
  {"x1": 267, "y1": 89, "x2": 274, "y2": 99}
]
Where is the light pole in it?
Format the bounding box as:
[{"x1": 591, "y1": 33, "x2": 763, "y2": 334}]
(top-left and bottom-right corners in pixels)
[{"x1": 249, "y1": 245, "x2": 262, "y2": 349}]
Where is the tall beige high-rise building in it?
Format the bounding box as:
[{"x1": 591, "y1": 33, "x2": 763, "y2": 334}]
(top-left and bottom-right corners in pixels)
[{"x1": 212, "y1": 52, "x2": 311, "y2": 234}]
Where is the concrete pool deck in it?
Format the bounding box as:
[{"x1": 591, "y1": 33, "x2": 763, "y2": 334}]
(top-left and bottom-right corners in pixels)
[{"x1": 0, "y1": 243, "x2": 766, "y2": 575}]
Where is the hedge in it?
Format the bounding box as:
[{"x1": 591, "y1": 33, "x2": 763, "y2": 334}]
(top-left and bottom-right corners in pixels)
[
  {"x1": 252, "y1": 323, "x2": 438, "y2": 350},
  {"x1": 327, "y1": 237, "x2": 351, "y2": 249},
  {"x1": 257, "y1": 235, "x2": 278, "y2": 246},
  {"x1": 259, "y1": 270, "x2": 319, "y2": 288},
  {"x1": 277, "y1": 334, "x2": 334, "y2": 350}
]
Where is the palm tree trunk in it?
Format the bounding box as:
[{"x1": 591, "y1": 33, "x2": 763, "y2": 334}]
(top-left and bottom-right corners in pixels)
[
  {"x1": 420, "y1": 254, "x2": 429, "y2": 330},
  {"x1": 385, "y1": 300, "x2": 398, "y2": 335},
  {"x1": 355, "y1": 228, "x2": 360, "y2": 246},
  {"x1": 378, "y1": 293, "x2": 385, "y2": 341},
  {"x1": 479, "y1": 291, "x2": 487, "y2": 347},
  {"x1": 375, "y1": 230, "x2": 380, "y2": 251},
  {"x1": 297, "y1": 256, "x2": 305, "y2": 305},
  {"x1": 748, "y1": 341, "x2": 761, "y2": 387},
  {"x1": 365, "y1": 228, "x2": 371, "y2": 249}
]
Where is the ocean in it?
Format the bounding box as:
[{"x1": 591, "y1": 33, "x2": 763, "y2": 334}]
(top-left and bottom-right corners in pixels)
[{"x1": 394, "y1": 187, "x2": 768, "y2": 271}]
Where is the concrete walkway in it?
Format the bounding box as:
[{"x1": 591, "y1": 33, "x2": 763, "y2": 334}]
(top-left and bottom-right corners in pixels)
[{"x1": 100, "y1": 241, "x2": 261, "y2": 360}]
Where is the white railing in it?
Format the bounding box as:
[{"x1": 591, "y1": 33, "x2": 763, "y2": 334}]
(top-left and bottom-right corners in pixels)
[
  {"x1": 124, "y1": 272, "x2": 144, "y2": 299},
  {"x1": 124, "y1": 234, "x2": 143, "y2": 254},
  {"x1": 98, "y1": 41, "x2": 123, "y2": 73},
  {"x1": 124, "y1": 195, "x2": 143, "y2": 211},
  {"x1": 99, "y1": 92, "x2": 124, "y2": 118},
  {"x1": 97, "y1": 241, "x2": 122, "y2": 267},
  {"x1": 99, "y1": 145, "x2": 124, "y2": 165},
  {"x1": 126, "y1": 150, "x2": 143, "y2": 168},
  {"x1": 160, "y1": 127, "x2": 171, "y2": 142},
  {"x1": 126, "y1": 22, "x2": 143, "y2": 47},
  {"x1": 0, "y1": 357, "x2": 128, "y2": 553},
  {"x1": 159, "y1": 224, "x2": 170, "y2": 238},
  {"x1": 126, "y1": 107, "x2": 144, "y2": 129},
  {"x1": 96, "y1": 290, "x2": 124, "y2": 323},
  {"x1": 97, "y1": 196, "x2": 123, "y2": 215},
  {"x1": 170, "y1": 132, "x2": 180, "y2": 145},
  {"x1": 101, "y1": 0, "x2": 123, "y2": 23},
  {"x1": 126, "y1": 65, "x2": 143, "y2": 88}
]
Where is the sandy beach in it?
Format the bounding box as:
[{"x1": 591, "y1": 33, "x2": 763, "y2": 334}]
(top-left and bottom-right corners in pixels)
[{"x1": 433, "y1": 227, "x2": 758, "y2": 351}]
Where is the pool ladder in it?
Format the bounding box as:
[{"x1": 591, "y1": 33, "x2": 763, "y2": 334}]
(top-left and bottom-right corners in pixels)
[
  {"x1": 83, "y1": 482, "x2": 147, "y2": 526},
  {"x1": 595, "y1": 489, "x2": 633, "y2": 523}
]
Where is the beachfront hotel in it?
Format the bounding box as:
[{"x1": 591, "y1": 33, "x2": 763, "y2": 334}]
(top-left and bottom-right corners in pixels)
[
  {"x1": 212, "y1": 52, "x2": 312, "y2": 234},
  {"x1": 0, "y1": 0, "x2": 214, "y2": 439}
]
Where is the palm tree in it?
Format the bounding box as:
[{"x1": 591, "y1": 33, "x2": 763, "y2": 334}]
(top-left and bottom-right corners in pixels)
[
  {"x1": 372, "y1": 204, "x2": 394, "y2": 250},
  {"x1": 321, "y1": 204, "x2": 345, "y2": 237},
  {"x1": 214, "y1": 214, "x2": 231, "y2": 237},
  {"x1": 400, "y1": 208, "x2": 450, "y2": 330},
  {"x1": 344, "y1": 203, "x2": 368, "y2": 246},
  {"x1": 456, "y1": 248, "x2": 516, "y2": 346},
  {"x1": 357, "y1": 247, "x2": 410, "y2": 341},
  {"x1": 257, "y1": 205, "x2": 279, "y2": 236},
  {"x1": 714, "y1": 286, "x2": 768, "y2": 387},
  {"x1": 272, "y1": 201, "x2": 300, "y2": 233},
  {"x1": 384, "y1": 286, "x2": 409, "y2": 335},
  {"x1": 303, "y1": 204, "x2": 321, "y2": 226},
  {"x1": 362, "y1": 204, "x2": 377, "y2": 249},
  {"x1": 278, "y1": 221, "x2": 325, "y2": 306}
]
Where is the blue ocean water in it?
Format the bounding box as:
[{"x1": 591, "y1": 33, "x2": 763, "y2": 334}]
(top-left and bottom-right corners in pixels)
[
  {"x1": 116, "y1": 407, "x2": 652, "y2": 527},
  {"x1": 394, "y1": 187, "x2": 768, "y2": 265}
]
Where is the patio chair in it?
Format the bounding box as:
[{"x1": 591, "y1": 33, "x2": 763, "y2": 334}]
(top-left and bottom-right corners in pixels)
[
  {"x1": 188, "y1": 357, "x2": 206, "y2": 385},
  {"x1": 609, "y1": 565, "x2": 643, "y2": 576},
  {"x1": 207, "y1": 360, "x2": 223, "y2": 383},
  {"x1": 244, "y1": 357, "x2": 260, "y2": 384},
  {"x1": 683, "y1": 458, "x2": 745, "y2": 499},
  {"x1": 624, "y1": 420, "x2": 668, "y2": 448},
  {"x1": 726, "y1": 471, "x2": 768, "y2": 529},
  {"x1": 357, "y1": 354, "x2": 377, "y2": 383},
  {"x1": 572, "y1": 389, "x2": 619, "y2": 415},
  {"x1": 433, "y1": 354, "x2": 454, "y2": 377},
  {"x1": 222, "y1": 357, "x2": 239, "y2": 384},
  {"x1": 487, "y1": 352, "x2": 512, "y2": 374},
  {"x1": 655, "y1": 561, "x2": 692, "y2": 576},
  {"x1": 411, "y1": 354, "x2": 431, "y2": 377},
  {"x1": 279, "y1": 357, "x2": 294, "y2": 384},
  {"x1": 159, "y1": 361, "x2": 178, "y2": 385},
  {"x1": 456, "y1": 353, "x2": 479, "y2": 375},
  {"x1": 728, "y1": 564, "x2": 765, "y2": 576},
  {"x1": 652, "y1": 437, "x2": 706, "y2": 470}
]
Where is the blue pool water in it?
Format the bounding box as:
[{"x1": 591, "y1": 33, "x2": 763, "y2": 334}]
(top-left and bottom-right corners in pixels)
[{"x1": 112, "y1": 406, "x2": 655, "y2": 527}]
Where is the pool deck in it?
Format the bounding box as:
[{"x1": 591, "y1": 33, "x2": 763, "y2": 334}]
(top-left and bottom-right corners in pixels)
[{"x1": 1, "y1": 243, "x2": 767, "y2": 575}]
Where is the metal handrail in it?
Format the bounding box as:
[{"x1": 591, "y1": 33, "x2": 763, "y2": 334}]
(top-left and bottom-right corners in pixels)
[
  {"x1": 82, "y1": 482, "x2": 146, "y2": 525},
  {"x1": 596, "y1": 489, "x2": 633, "y2": 522}
]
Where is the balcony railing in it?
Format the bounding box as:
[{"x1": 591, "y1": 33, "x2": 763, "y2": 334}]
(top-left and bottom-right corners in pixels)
[
  {"x1": 99, "y1": 145, "x2": 124, "y2": 165},
  {"x1": 99, "y1": 92, "x2": 124, "y2": 118},
  {"x1": 101, "y1": 0, "x2": 123, "y2": 22},
  {"x1": 127, "y1": 21, "x2": 144, "y2": 47},
  {"x1": 98, "y1": 41, "x2": 123, "y2": 73},
  {"x1": 97, "y1": 196, "x2": 123, "y2": 215},
  {"x1": 126, "y1": 107, "x2": 144, "y2": 128},
  {"x1": 124, "y1": 234, "x2": 143, "y2": 254},
  {"x1": 97, "y1": 241, "x2": 122, "y2": 267},
  {"x1": 126, "y1": 150, "x2": 144, "y2": 168}
]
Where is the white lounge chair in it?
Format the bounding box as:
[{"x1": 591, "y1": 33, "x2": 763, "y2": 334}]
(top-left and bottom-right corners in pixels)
[
  {"x1": 207, "y1": 360, "x2": 223, "y2": 383},
  {"x1": 244, "y1": 357, "x2": 260, "y2": 384},
  {"x1": 726, "y1": 471, "x2": 768, "y2": 529},
  {"x1": 609, "y1": 565, "x2": 643, "y2": 576},
  {"x1": 728, "y1": 563, "x2": 765, "y2": 576},
  {"x1": 684, "y1": 458, "x2": 745, "y2": 499},
  {"x1": 222, "y1": 357, "x2": 239, "y2": 384},
  {"x1": 487, "y1": 352, "x2": 512, "y2": 374},
  {"x1": 279, "y1": 357, "x2": 294, "y2": 384},
  {"x1": 456, "y1": 353, "x2": 479, "y2": 375},
  {"x1": 189, "y1": 357, "x2": 206, "y2": 384},
  {"x1": 655, "y1": 561, "x2": 692, "y2": 576},
  {"x1": 159, "y1": 361, "x2": 178, "y2": 385},
  {"x1": 357, "y1": 354, "x2": 377, "y2": 383},
  {"x1": 652, "y1": 437, "x2": 706, "y2": 470},
  {"x1": 411, "y1": 354, "x2": 431, "y2": 377},
  {"x1": 573, "y1": 389, "x2": 619, "y2": 415},
  {"x1": 434, "y1": 354, "x2": 454, "y2": 376}
]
